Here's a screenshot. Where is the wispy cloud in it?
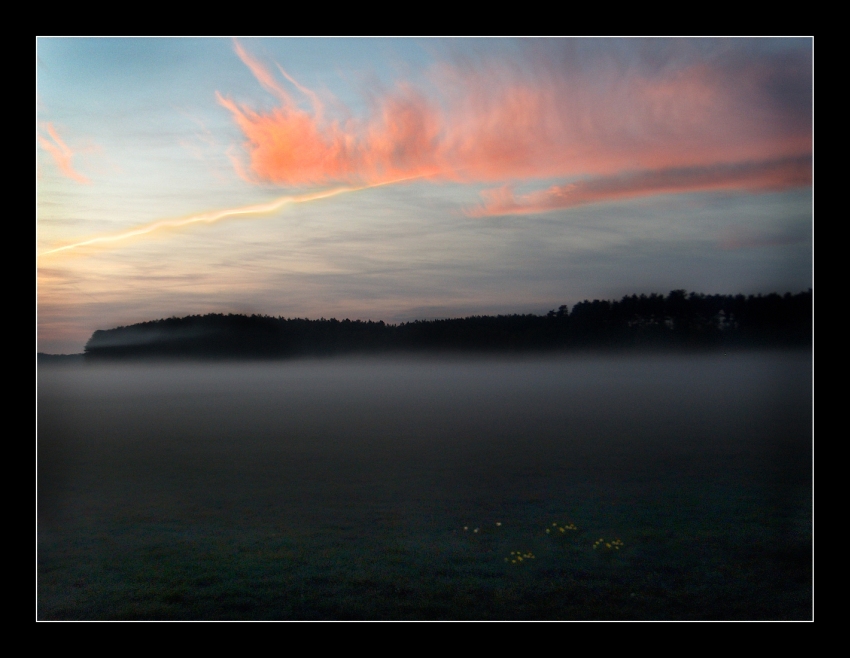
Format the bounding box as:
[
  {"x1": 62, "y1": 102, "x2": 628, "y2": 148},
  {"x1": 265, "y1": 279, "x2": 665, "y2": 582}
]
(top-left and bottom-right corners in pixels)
[
  {"x1": 37, "y1": 123, "x2": 90, "y2": 184},
  {"x1": 219, "y1": 41, "x2": 812, "y2": 209},
  {"x1": 467, "y1": 156, "x2": 813, "y2": 217},
  {"x1": 719, "y1": 223, "x2": 810, "y2": 250}
]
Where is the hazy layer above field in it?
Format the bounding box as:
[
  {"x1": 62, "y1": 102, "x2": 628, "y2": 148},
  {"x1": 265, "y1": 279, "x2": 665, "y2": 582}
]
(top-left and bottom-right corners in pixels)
[{"x1": 37, "y1": 352, "x2": 812, "y2": 620}]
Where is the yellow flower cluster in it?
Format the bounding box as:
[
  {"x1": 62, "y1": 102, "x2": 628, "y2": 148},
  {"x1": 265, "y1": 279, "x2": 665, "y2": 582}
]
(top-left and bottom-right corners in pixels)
[
  {"x1": 505, "y1": 551, "x2": 535, "y2": 564},
  {"x1": 463, "y1": 522, "x2": 503, "y2": 533},
  {"x1": 592, "y1": 538, "x2": 624, "y2": 550},
  {"x1": 458, "y1": 519, "x2": 624, "y2": 564},
  {"x1": 545, "y1": 522, "x2": 578, "y2": 534}
]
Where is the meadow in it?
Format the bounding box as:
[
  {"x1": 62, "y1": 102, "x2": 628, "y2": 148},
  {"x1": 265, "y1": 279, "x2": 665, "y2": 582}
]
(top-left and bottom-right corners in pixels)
[{"x1": 37, "y1": 352, "x2": 812, "y2": 620}]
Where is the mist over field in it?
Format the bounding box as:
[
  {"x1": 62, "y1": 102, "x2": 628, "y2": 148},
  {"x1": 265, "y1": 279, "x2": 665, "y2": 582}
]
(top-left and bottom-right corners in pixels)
[
  {"x1": 37, "y1": 352, "x2": 812, "y2": 620},
  {"x1": 37, "y1": 36, "x2": 812, "y2": 621}
]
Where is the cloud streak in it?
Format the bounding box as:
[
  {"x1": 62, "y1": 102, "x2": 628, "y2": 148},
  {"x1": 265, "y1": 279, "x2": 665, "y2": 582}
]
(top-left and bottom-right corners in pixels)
[
  {"x1": 38, "y1": 123, "x2": 90, "y2": 184},
  {"x1": 37, "y1": 175, "x2": 423, "y2": 258},
  {"x1": 467, "y1": 156, "x2": 813, "y2": 217},
  {"x1": 219, "y1": 40, "x2": 812, "y2": 209},
  {"x1": 719, "y1": 224, "x2": 810, "y2": 250}
]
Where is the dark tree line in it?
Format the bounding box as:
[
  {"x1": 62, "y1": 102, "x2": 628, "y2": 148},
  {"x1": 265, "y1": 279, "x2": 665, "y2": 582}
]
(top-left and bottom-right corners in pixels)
[{"x1": 83, "y1": 289, "x2": 812, "y2": 359}]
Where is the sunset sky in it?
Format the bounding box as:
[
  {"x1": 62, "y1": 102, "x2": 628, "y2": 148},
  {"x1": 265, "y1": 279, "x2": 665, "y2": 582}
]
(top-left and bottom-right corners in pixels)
[{"x1": 36, "y1": 38, "x2": 813, "y2": 354}]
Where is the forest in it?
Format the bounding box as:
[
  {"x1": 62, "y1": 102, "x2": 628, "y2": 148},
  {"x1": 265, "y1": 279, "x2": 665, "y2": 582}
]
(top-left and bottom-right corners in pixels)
[{"x1": 79, "y1": 289, "x2": 812, "y2": 359}]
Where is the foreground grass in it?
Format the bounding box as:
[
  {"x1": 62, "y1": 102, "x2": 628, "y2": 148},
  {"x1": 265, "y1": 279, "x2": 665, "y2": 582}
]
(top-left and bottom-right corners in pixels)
[
  {"x1": 38, "y1": 491, "x2": 811, "y2": 620},
  {"x1": 38, "y1": 354, "x2": 812, "y2": 620}
]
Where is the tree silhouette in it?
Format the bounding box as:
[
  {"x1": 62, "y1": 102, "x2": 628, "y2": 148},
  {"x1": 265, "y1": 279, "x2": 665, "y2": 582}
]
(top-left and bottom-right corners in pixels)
[{"x1": 83, "y1": 289, "x2": 812, "y2": 359}]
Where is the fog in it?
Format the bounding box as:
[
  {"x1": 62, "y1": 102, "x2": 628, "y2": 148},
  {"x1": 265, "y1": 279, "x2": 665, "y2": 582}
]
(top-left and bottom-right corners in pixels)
[{"x1": 37, "y1": 352, "x2": 812, "y2": 619}]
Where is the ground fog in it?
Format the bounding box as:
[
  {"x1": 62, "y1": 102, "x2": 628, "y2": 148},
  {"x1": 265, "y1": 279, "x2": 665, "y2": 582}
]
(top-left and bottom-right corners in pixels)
[{"x1": 37, "y1": 352, "x2": 812, "y2": 620}]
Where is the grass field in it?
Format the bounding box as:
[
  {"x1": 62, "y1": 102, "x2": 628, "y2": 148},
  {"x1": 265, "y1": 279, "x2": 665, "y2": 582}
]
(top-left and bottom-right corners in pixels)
[{"x1": 37, "y1": 352, "x2": 812, "y2": 620}]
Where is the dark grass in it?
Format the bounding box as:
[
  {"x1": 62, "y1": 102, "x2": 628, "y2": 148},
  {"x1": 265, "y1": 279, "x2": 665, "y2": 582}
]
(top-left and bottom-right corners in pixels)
[{"x1": 37, "y1": 352, "x2": 812, "y2": 620}]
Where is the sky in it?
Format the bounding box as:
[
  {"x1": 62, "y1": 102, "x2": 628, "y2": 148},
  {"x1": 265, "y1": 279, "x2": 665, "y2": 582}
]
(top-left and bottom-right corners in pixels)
[{"x1": 36, "y1": 38, "x2": 813, "y2": 354}]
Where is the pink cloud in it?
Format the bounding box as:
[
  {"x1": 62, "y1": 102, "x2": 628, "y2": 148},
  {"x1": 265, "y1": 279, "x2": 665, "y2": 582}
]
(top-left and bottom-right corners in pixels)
[
  {"x1": 38, "y1": 123, "x2": 90, "y2": 184},
  {"x1": 219, "y1": 42, "x2": 812, "y2": 209},
  {"x1": 467, "y1": 156, "x2": 812, "y2": 217}
]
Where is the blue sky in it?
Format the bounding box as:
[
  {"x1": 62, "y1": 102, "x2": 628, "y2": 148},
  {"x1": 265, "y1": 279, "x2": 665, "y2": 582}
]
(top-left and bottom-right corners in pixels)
[{"x1": 37, "y1": 38, "x2": 812, "y2": 353}]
